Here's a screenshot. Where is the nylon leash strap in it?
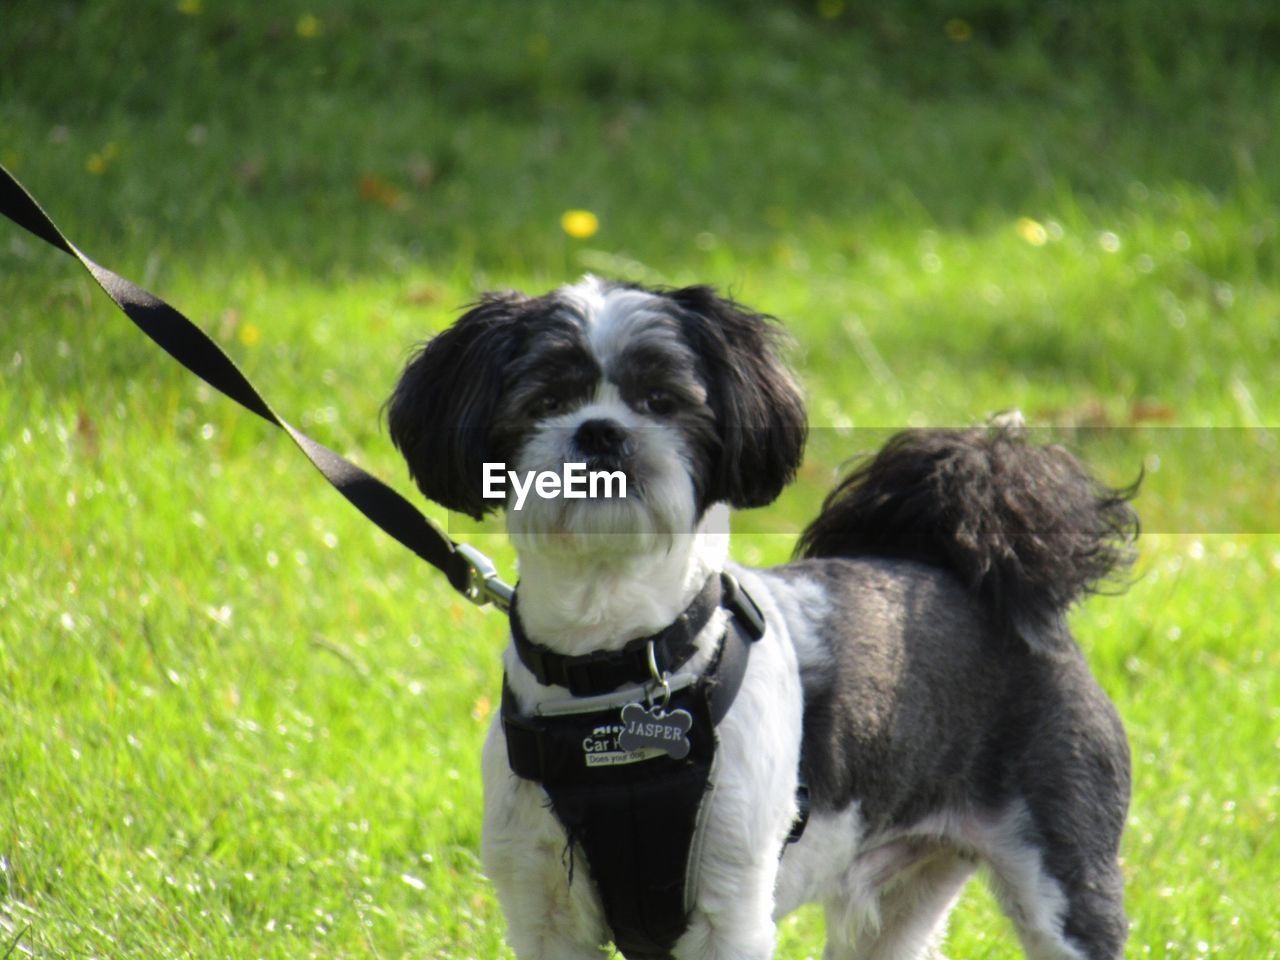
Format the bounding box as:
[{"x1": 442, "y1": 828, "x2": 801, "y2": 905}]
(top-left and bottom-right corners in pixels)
[{"x1": 0, "y1": 164, "x2": 511, "y2": 610}]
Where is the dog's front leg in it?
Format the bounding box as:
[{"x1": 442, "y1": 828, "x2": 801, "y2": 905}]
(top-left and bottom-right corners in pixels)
[
  {"x1": 676, "y1": 851, "x2": 782, "y2": 960},
  {"x1": 480, "y1": 720, "x2": 609, "y2": 960},
  {"x1": 674, "y1": 634, "x2": 804, "y2": 960},
  {"x1": 674, "y1": 767, "x2": 792, "y2": 960}
]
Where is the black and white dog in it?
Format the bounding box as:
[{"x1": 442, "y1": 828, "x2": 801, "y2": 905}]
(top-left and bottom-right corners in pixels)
[{"x1": 388, "y1": 277, "x2": 1136, "y2": 960}]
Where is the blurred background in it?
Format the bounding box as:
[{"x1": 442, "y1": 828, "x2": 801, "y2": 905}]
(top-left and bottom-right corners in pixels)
[{"x1": 2, "y1": 1, "x2": 1277, "y2": 957}]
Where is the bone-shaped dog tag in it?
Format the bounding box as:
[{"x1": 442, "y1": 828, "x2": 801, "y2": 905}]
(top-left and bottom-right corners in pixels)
[{"x1": 618, "y1": 702, "x2": 693, "y2": 760}]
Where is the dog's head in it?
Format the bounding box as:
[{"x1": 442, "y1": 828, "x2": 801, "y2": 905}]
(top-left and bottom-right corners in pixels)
[{"x1": 387, "y1": 277, "x2": 806, "y2": 553}]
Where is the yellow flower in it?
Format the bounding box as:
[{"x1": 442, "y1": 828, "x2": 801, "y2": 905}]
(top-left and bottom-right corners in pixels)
[
  {"x1": 945, "y1": 18, "x2": 974, "y2": 42},
  {"x1": 238, "y1": 323, "x2": 262, "y2": 347},
  {"x1": 85, "y1": 143, "x2": 120, "y2": 175},
  {"x1": 561, "y1": 209, "x2": 599, "y2": 239},
  {"x1": 1016, "y1": 217, "x2": 1048, "y2": 247},
  {"x1": 296, "y1": 14, "x2": 322, "y2": 38},
  {"x1": 526, "y1": 33, "x2": 550, "y2": 58},
  {"x1": 177, "y1": 0, "x2": 202, "y2": 14}
]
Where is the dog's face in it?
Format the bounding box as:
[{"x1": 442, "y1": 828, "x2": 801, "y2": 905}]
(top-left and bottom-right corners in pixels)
[{"x1": 387, "y1": 277, "x2": 806, "y2": 553}]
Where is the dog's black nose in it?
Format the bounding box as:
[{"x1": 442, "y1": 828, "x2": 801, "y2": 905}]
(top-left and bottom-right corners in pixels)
[{"x1": 574, "y1": 419, "x2": 629, "y2": 458}]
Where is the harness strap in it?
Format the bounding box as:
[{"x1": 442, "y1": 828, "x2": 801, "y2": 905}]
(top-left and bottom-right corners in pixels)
[
  {"x1": 502, "y1": 609, "x2": 757, "y2": 783},
  {"x1": 0, "y1": 164, "x2": 500, "y2": 604},
  {"x1": 500, "y1": 578, "x2": 799, "y2": 959},
  {"x1": 503, "y1": 573, "x2": 761, "y2": 779},
  {"x1": 509, "y1": 574, "x2": 722, "y2": 696},
  {"x1": 502, "y1": 660, "x2": 722, "y2": 960}
]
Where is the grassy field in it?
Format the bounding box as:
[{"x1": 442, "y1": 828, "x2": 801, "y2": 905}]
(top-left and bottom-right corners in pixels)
[{"x1": 2, "y1": 1, "x2": 1278, "y2": 957}]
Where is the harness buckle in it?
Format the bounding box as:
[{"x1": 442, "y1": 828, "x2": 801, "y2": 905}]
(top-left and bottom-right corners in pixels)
[
  {"x1": 455, "y1": 543, "x2": 515, "y2": 612},
  {"x1": 721, "y1": 572, "x2": 766, "y2": 641}
]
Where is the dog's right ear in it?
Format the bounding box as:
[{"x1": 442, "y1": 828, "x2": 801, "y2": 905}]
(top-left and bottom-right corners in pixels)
[{"x1": 386, "y1": 293, "x2": 527, "y2": 519}]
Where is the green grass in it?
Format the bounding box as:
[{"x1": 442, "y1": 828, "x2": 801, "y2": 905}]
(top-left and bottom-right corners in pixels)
[{"x1": 2, "y1": 1, "x2": 1278, "y2": 957}]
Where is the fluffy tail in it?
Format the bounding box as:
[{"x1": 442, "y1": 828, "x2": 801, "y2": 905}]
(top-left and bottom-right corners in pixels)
[{"x1": 795, "y1": 424, "x2": 1139, "y2": 651}]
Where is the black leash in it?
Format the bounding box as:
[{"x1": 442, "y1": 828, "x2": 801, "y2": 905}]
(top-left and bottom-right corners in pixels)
[{"x1": 0, "y1": 163, "x2": 512, "y2": 611}]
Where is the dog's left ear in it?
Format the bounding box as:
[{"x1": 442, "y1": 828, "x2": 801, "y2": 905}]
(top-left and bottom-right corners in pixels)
[{"x1": 668, "y1": 286, "x2": 807, "y2": 508}]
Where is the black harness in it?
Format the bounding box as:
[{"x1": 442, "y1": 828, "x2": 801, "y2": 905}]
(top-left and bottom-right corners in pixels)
[{"x1": 501, "y1": 573, "x2": 807, "y2": 960}]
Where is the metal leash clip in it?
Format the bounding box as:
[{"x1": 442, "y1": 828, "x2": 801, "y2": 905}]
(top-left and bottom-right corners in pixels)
[
  {"x1": 455, "y1": 543, "x2": 515, "y2": 612},
  {"x1": 645, "y1": 639, "x2": 673, "y2": 710}
]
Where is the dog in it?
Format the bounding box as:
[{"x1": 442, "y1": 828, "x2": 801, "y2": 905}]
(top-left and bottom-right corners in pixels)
[{"x1": 387, "y1": 276, "x2": 1137, "y2": 960}]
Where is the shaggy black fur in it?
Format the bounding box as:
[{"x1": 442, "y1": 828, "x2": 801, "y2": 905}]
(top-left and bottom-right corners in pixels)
[
  {"x1": 665, "y1": 286, "x2": 808, "y2": 510},
  {"x1": 795, "y1": 427, "x2": 1139, "y2": 650}
]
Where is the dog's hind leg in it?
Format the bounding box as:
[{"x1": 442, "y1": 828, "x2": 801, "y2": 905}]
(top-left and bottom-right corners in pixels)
[
  {"x1": 823, "y1": 850, "x2": 975, "y2": 960},
  {"x1": 981, "y1": 685, "x2": 1131, "y2": 960},
  {"x1": 979, "y1": 800, "x2": 1128, "y2": 960},
  {"x1": 984, "y1": 846, "x2": 1127, "y2": 960}
]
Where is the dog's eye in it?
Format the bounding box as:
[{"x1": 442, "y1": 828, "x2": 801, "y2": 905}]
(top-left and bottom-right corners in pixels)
[
  {"x1": 530, "y1": 394, "x2": 566, "y2": 417},
  {"x1": 638, "y1": 389, "x2": 676, "y2": 416}
]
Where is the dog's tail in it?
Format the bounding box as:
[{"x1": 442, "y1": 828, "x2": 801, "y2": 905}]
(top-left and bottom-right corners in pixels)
[{"x1": 794, "y1": 421, "x2": 1139, "y2": 651}]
